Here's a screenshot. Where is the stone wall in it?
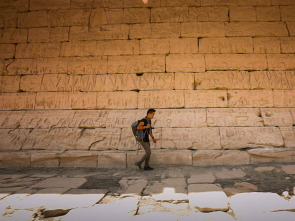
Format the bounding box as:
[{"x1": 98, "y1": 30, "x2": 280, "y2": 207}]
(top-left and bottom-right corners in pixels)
[{"x1": 0, "y1": 0, "x2": 295, "y2": 168}]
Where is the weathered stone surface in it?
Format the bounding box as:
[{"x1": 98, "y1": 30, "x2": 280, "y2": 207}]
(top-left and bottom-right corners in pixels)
[
  {"x1": 175, "y1": 73, "x2": 195, "y2": 90},
  {"x1": 123, "y1": 8, "x2": 150, "y2": 24},
  {"x1": 287, "y1": 22, "x2": 295, "y2": 36},
  {"x1": 224, "y1": 182, "x2": 258, "y2": 196},
  {"x1": 195, "y1": 71, "x2": 250, "y2": 89},
  {"x1": 127, "y1": 150, "x2": 192, "y2": 167},
  {"x1": 2, "y1": 28, "x2": 28, "y2": 43},
  {"x1": 229, "y1": 6, "x2": 256, "y2": 21},
  {"x1": 205, "y1": 54, "x2": 267, "y2": 71},
  {"x1": 0, "y1": 76, "x2": 19, "y2": 92},
  {"x1": 28, "y1": 27, "x2": 69, "y2": 42},
  {"x1": 181, "y1": 22, "x2": 225, "y2": 37},
  {"x1": 199, "y1": 37, "x2": 252, "y2": 53},
  {"x1": 108, "y1": 55, "x2": 165, "y2": 73},
  {"x1": 31, "y1": 177, "x2": 87, "y2": 188},
  {"x1": 267, "y1": 54, "x2": 295, "y2": 70},
  {"x1": 273, "y1": 90, "x2": 295, "y2": 107},
  {"x1": 0, "y1": 129, "x2": 31, "y2": 150},
  {"x1": 225, "y1": 22, "x2": 288, "y2": 36},
  {"x1": 238, "y1": 212, "x2": 295, "y2": 221},
  {"x1": 185, "y1": 90, "x2": 227, "y2": 108},
  {"x1": 169, "y1": 38, "x2": 198, "y2": 54},
  {"x1": 189, "y1": 6, "x2": 228, "y2": 22},
  {"x1": 129, "y1": 23, "x2": 180, "y2": 39},
  {"x1": 139, "y1": 39, "x2": 169, "y2": 55},
  {"x1": 281, "y1": 37, "x2": 295, "y2": 53},
  {"x1": 16, "y1": 43, "x2": 61, "y2": 58},
  {"x1": 0, "y1": 11, "x2": 17, "y2": 28},
  {"x1": 119, "y1": 177, "x2": 148, "y2": 196},
  {"x1": 261, "y1": 108, "x2": 294, "y2": 126},
  {"x1": 62, "y1": 197, "x2": 138, "y2": 220},
  {"x1": 154, "y1": 109, "x2": 207, "y2": 128},
  {"x1": 280, "y1": 127, "x2": 295, "y2": 148},
  {"x1": 161, "y1": 128, "x2": 221, "y2": 150},
  {"x1": 187, "y1": 173, "x2": 216, "y2": 184},
  {"x1": 188, "y1": 184, "x2": 228, "y2": 212},
  {"x1": 214, "y1": 168, "x2": 247, "y2": 179},
  {"x1": 193, "y1": 150, "x2": 250, "y2": 166},
  {"x1": 0, "y1": 44, "x2": 15, "y2": 59},
  {"x1": 134, "y1": 212, "x2": 177, "y2": 221},
  {"x1": 179, "y1": 212, "x2": 235, "y2": 221},
  {"x1": 97, "y1": 152, "x2": 127, "y2": 168},
  {"x1": 254, "y1": 166, "x2": 275, "y2": 172},
  {"x1": 139, "y1": 73, "x2": 174, "y2": 90},
  {"x1": 31, "y1": 151, "x2": 60, "y2": 167},
  {"x1": 250, "y1": 71, "x2": 295, "y2": 89},
  {"x1": 230, "y1": 192, "x2": 292, "y2": 218},
  {"x1": 281, "y1": 165, "x2": 295, "y2": 174},
  {"x1": 97, "y1": 92, "x2": 138, "y2": 109},
  {"x1": 138, "y1": 91, "x2": 184, "y2": 108},
  {"x1": 2, "y1": 210, "x2": 37, "y2": 221},
  {"x1": 253, "y1": 37, "x2": 281, "y2": 53},
  {"x1": 166, "y1": 54, "x2": 205, "y2": 72},
  {"x1": 0, "y1": 152, "x2": 30, "y2": 167},
  {"x1": 220, "y1": 127, "x2": 284, "y2": 149},
  {"x1": 0, "y1": 93, "x2": 36, "y2": 110},
  {"x1": 249, "y1": 148, "x2": 295, "y2": 163},
  {"x1": 151, "y1": 7, "x2": 189, "y2": 23},
  {"x1": 207, "y1": 108, "x2": 263, "y2": 127},
  {"x1": 22, "y1": 128, "x2": 121, "y2": 151},
  {"x1": 257, "y1": 6, "x2": 281, "y2": 21},
  {"x1": 59, "y1": 151, "x2": 98, "y2": 167},
  {"x1": 227, "y1": 90, "x2": 273, "y2": 107}
]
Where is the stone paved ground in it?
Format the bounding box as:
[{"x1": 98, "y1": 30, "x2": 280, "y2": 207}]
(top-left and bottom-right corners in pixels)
[{"x1": 1, "y1": 163, "x2": 295, "y2": 221}]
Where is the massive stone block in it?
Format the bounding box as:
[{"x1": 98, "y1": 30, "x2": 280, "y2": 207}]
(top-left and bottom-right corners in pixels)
[
  {"x1": 0, "y1": 11, "x2": 17, "y2": 28},
  {"x1": 151, "y1": 7, "x2": 189, "y2": 23},
  {"x1": 181, "y1": 22, "x2": 225, "y2": 37},
  {"x1": 22, "y1": 128, "x2": 121, "y2": 151},
  {"x1": 35, "y1": 92, "x2": 71, "y2": 109},
  {"x1": 199, "y1": 37, "x2": 253, "y2": 53},
  {"x1": 193, "y1": 150, "x2": 250, "y2": 166},
  {"x1": 139, "y1": 73, "x2": 174, "y2": 90},
  {"x1": 70, "y1": 25, "x2": 129, "y2": 41},
  {"x1": 30, "y1": 0, "x2": 71, "y2": 10},
  {"x1": 189, "y1": 6, "x2": 229, "y2": 21},
  {"x1": 227, "y1": 90, "x2": 273, "y2": 107},
  {"x1": 0, "y1": 93, "x2": 36, "y2": 110},
  {"x1": 138, "y1": 91, "x2": 185, "y2": 108},
  {"x1": 18, "y1": 11, "x2": 49, "y2": 28},
  {"x1": 97, "y1": 151, "x2": 126, "y2": 168},
  {"x1": 1, "y1": 76, "x2": 20, "y2": 92},
  {"x1": 185, "y1": 90, "x2": 227, "y2": 108},
  {"x1": 48, "y1": 9, "x2": 90, "y2": 27},
  {"x1": 28, "y1": 27, "x2": 69, "y2": 43},
  {"x1": 169, "y1": 38, "x2": 199, "y2": 54},
  {"x1": 0, "y1": 129, "x2": 31, "y2": 150},
  {"x1": 175, "y1": 73, "x2": 195, "y2": 90},
  {"x1": 253, "y1": 37, "x2": 281, "y2": 53},
  {"x1": 260, "y1": 108, "x2": 294, "y2": 126},
  {"x1": 129, "y1": 23, "x2": 181, "y2": 39},
  {"x1": 256, "y1": 6, "x2": 280, "y2": 21},
  {"x1": 267, "y1": 54, "x2": 295, "y2": 70},
  {"x1": 0, "y1": 152, "x2": 31, "y2": 168},
  {"x1": 97, "y1": 92, "x2": 138, "y2": 109},
  {"x1": 195, "y1": 71, "x2": 250, "y2": 89},
  {"x1": 59, "y1": 151, "x2": 98, "y2": 167},
  {"x1": 220, "y1": 127, "x2": 284, "y2": 149},
  {"x1": 281, "y1": 37, "x2": 295, "y2": 53},
  {"x1": 229, "y1": 6, "x2": 256, "y2": 21},
  {"x1": 0, "y1": 44, "x2": 15, "y2": 59},
  {"x1": 161, "y1": 128, "x2": 221, "y2": 150},
  {"x1": 249, "y1": 148, "x2": 295, "y2": 163},
  {"x1": 287, "y1": 22, "x2": 295, "y2": 36},
  {"x1": 273, "y1": 90, "x2": 295, "y2": 107},
  {"x1": 280, "y1": 127, "x2": 295, "y2": 148},
  {"x1": 89, "y1": 8, "x2": 123, "y2": 26},
  {"x1": 16, "y1": 43, "x2": 61, "y2": 58},
  {"x1": 281, "y1": 6, "x2": 295, "y2": 21},
  {"x1": 139, "y1": 39, "x2": 169, "y2": 55},
  {"x1": 205, "y1": 54, "x2": 267, "y2": 71},
  {"x1": 2, "y1": 28, "x2": 28, "y2": 43},
  {"x1": 207, "y1": 108, "x2": 264, "y2": 127},
  {"x1": 123, "y1": 8, "x2": 150, "y2": 23},
  {"x1": 154, "y1": 109, "x2": 207, "y2": 128},
  {"x1": 166, "y1": 54, "x2": 205, "y2": 72},
  {"x1": 250, "y1": 71, "x2": 295, "y2": 89},
  {"x1": 31, "y1": 151, "x2": 61, "y2": 167},
  {"x1": 108, "y1": 55, "x2": 165, "y2": 73},
  {"x1": 225, "y1": 22, "x2": 288, "y2": 37}
]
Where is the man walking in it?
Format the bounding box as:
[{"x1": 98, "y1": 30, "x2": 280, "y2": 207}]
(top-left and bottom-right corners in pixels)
[{"x1": 134, "y1": 109, "x2": 156, "y2": 171}]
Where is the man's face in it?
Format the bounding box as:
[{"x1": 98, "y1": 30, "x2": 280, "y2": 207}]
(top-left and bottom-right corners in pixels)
[{"x1": 148, "y1": 112, "x2": 155, "y2": 119}]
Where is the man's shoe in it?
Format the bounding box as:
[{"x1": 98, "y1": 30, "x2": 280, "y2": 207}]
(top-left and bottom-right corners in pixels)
[
  {"x1": 134, "y1": 162, "x2": 142, "y2": 170},
  {"x1": 144, "y1": 166, "x2": 154, "y2": 170}
]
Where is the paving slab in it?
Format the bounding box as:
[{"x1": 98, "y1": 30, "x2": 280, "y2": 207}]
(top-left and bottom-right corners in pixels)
[
  {"x1": 230, "y1": 192, "x2": 293, "y2": 218},
  {"x1": 30, "y1": 177, "x2": 87, "y2": 188},
  {"x1": 237, "y1": 211, "x2": 295, "y2": 221},
  {"x1": 2, "y1": 209, "x2": 37, "y2": 221},
  {"x1": 119, "y1": 177, "x2": 148, "y2": 197},
  {"x1": 62, "y1": 197, "x2": 138, "y2": 221},
  {"x1": 152, "y1": 187, "x2": 188, "y2": 202},
  {"x1": 254, "y1": 166, "x2": 276, "y2": 172},
  {"x1": 188, "y1": 184, "x2": 229, "y2": 212},
  {"x1": 214, "y1": 168, "x2": 246, "y2": 179},
  {"x1": 0, "y1": 194, "x2": 30, "y2": 216},
  {"x1": 187, "y1": 173, "x2": 216, "y2": 184},
  {"x1": 282, "y1": 165, "x2": 295, "y2": 174},
  {"x1": 179, "y1": 211, "x2": 235, "y2": 221}
]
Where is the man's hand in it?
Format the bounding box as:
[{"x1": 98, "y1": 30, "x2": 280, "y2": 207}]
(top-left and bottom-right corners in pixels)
[
  {"x1": 152, "y1": 138, "x2": 157, "y2": 143},
  {"x1": 146, "y1": 124, "x2": 151, "y2": 129}
]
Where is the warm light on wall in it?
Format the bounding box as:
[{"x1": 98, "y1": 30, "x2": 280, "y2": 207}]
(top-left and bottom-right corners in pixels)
[{"x1": 142, "y1": 0, "x2": 148, "y2": 3}]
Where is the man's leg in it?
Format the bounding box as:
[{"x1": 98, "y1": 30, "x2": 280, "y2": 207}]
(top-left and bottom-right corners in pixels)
[{"x1": 137, "y1": 141, "x2": 151, "y2": 167}]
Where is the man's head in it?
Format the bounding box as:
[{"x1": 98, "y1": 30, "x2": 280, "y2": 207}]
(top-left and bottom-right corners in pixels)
[{"x1": 147, "y1": 109, "x2": 156, "y2": 119}]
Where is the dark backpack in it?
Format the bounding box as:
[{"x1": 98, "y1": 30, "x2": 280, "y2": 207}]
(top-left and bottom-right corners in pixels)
[{"x1": 131, "y1": 118, "x2": 149, "y2": 142}]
